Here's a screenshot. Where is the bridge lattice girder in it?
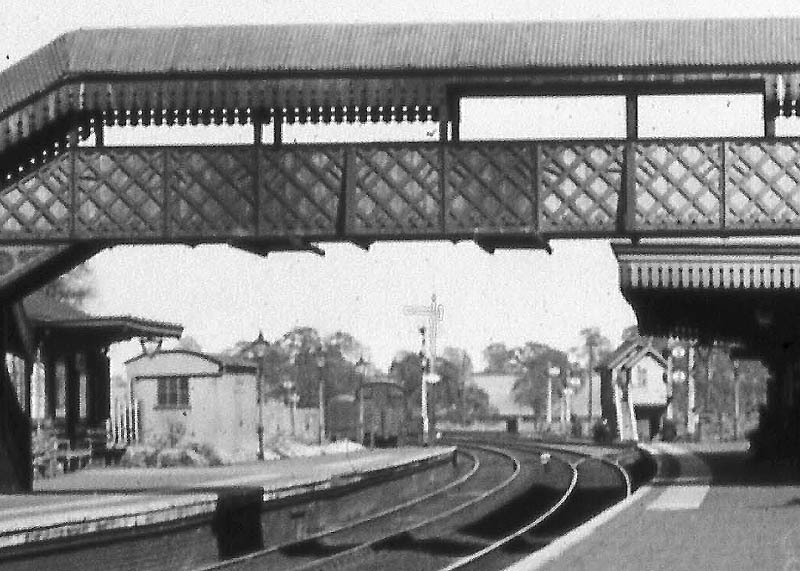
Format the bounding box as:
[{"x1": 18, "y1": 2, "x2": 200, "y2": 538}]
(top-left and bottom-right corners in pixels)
[{"x1": 4, "y1": 139, "x2": 800, "y2": 245}]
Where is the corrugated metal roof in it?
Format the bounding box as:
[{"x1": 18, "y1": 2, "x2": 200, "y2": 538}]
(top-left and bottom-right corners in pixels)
[
  {"x1": 2, "y1": 18, "x2": 800, "y2": 112},
  {"x1": 22, "y1": 290, "x2": 88, "y2": 322},
  {"x1": 58, "y1": 19, "x2": 800, "y2": 74},
  {"x1": 22, "y1": 290, "x2": 183, "y2": 338}
]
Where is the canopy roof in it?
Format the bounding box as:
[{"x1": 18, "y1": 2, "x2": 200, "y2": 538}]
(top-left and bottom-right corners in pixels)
[
  {"x1": 2, "y1": 18, "x2": 799, "y2": 158},
  {"x1": 23, "y1": 291, "x2": 183, "y2": 344},
  {"x1": 125, "y1": 349, "x2": 256, "y2": 375},
  {"x1": 598, "y1": 337, "x2": 667, "y2": 372},
  {"x1": 614, "y1": 242, "x2": 800, "y2": 347},
  {"x1": 6, "y1": 19, "x2": 800, "y2": 95}
]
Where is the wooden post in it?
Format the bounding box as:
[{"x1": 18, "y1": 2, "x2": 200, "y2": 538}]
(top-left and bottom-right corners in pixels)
[
  {"x1": 448, "y1": 93, "x2": 460, "y2": 142},
  {"x1": 733, "y1": 361, "x2": 741, "y2": 440},
  {"x1": 94, "y1": 114, "x2": 105, "y2": 148},
  {"x1": 358, "y1": 385, "x2": 365, "y2": 445},
  {"x1": 763, "y1": 83, "x2": 777, "y2": 138},
  {"x1": 439, "y1": 101, "x2": 449, "y2": 234},
  {"x1": 273, "y1": 108, "x2": 283, "y2": 147},
  {"x1": 253, "y1": 118, "x2": 263, "y2": 237},
  {"x1": 65, "y1": 353, "x2": 78, "y2": 446},
  {"x1": 687, "y1": 346, "x2": 696, "y2": 437},
  {"x1": 318, "y1": 369, "x2": 325, "y2": 445},
  {"x1": 621, "y1": 93, "x2": 638, "y2": 235},
  {"x1": 68, "y1": 127, "x2": 79, "y2": 237},
  {"x1": 45, "y1": 348, "x2": 56, "y2": 420}
]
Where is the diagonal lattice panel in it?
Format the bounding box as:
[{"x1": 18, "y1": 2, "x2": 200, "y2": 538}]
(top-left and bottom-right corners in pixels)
[
  {"x1": 725, "y1": 142, "x2": 800, "y2": 229},
  {"x1": 635, "y1": 143, "x2": 722, "y2": 230},
  {"x1": 445, "y1": 143, "x2": 535, "y2": 232},
  {"x1": 0, "y1": 154, "x2": 72, "y2": 237},
  {"x1": 259, "y1": 147, "x2": 341, "y2": 236},
  {"x1": 75, "y1": 149, "x2": 165, "y2": 237},
  {"x1": 539, "y1": 143, "x2": 621, "y2": 232},
  {"x1": 350, "y1": 145, "x2": 440, "y2": 235},
  {"x1": 169, "y1": 147, "x2": 256, "y2": 238}
]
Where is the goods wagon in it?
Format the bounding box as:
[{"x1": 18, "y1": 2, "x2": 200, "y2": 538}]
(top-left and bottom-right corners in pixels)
[{"x1": 327, "y1": 382, "x2": 406, "y2": 447}]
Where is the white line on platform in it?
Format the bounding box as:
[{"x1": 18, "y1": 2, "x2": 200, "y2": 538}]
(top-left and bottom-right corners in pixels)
[
  {"x1": 0, "y1": 495, "x2": 136, "y2": 518},
  {"x1": 647, "y1": 485, "x2": 710, "y2": 511}
]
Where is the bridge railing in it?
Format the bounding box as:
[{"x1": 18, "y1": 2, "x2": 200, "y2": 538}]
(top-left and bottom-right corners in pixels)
[{"x1": 1, "y1": 138, "x2": 799, "y2": 243}]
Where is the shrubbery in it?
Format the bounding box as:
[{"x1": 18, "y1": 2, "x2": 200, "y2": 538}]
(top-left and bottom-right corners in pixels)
[
  {"x1": 660, "y1": 419, "x2": 678, "y2": 442},
  {"x1": 592, "y1": 419, "x2": 613, "y2": 444},
  {"x1": 121, "y1": 440, "x2": 228, "y2": 468}
]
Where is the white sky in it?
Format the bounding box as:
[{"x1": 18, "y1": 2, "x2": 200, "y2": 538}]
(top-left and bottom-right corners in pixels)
[{"x1": 3, "y1": 0, "x2": 800, "y2": 374}]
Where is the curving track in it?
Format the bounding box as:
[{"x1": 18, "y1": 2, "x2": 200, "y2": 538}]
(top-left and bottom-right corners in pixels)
[
  {"x1": 199, "y1": 445, "x2": 522, "y2": 571},
  {"x1": 197, "y1": 437, "x2": 638, "y2": 571}
]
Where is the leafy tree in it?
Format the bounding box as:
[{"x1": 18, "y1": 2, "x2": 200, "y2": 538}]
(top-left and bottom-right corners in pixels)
[
  {"x1": 692, "y1": 343, "x2": 769, "y2": 428},
  {"x1": 389, "y1": 350, "x2": 425, "y2": 442},
  {"x1": 575, "y1": 327, "x2": 613, "y2": 368},
  {"x1": 41, "y1": 263, "x2": 95, "y2": 308},
  {"x1": 483, "y1": 342, "x2": 516, "y2": 374},
  {"x1": 462, "y1": 384, "x2": 496, "y2": 420},
  {"x1": 321, "y1": 331, "x2": 369, "y2": 399},
  {"x1": 176, "y1": 336, "x2": 202, "y2": 353},
  {"x1": 510, "y1": 342, "x2": 570, "y2": 418},
  {"x1": 226, "y1": 327, "x2": 373, "y2": 410},
  {"x1": 433, "y1": 347, "x2": 473, "y2": 423},
  {"x1": 620, "y1": 324, "x2": 639, "y2": 343}
]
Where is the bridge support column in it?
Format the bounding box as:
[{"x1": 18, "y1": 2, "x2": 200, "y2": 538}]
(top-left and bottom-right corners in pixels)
[
  {"x1": 751, "y1": 346, "x2": 800, "y2": 461},
  {"x1": 0, "y1": 305, "x2": 32, "y2": 491}
]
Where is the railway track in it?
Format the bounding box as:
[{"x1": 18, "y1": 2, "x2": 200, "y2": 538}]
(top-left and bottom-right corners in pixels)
[
  {"x1": 199, "y1": 445, "x2": 520, "y2": 571},
  {"x1": 198, "y1": 437, "x2": 639, "y2": 571}
]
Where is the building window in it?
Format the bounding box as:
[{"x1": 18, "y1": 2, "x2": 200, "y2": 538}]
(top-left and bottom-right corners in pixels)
[
  {"x1": 633, "y1": 366, "x2": 648, "y2": 387},
  {"x1": 157, "y1": 377, "x2": 190, "y2": 409},
  {"x1": 55, "y1": 360, "x2": 67, "y2": 419}
]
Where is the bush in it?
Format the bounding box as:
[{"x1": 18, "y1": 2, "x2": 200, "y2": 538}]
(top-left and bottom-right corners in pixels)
[
  {"x1": 157, "y1": 448, "x2": 190, "y2": 467},
  {"x1": 592, "y1": 419, "x2": 613, "y2": 444},
  {"x1": 187, "y1": 442, "x2": 227, "y2": 466},
  {"x1": 121, "y1": 444, "x2": 160, "y2": 467},
  {"x1": 661, "y1": 419, "x2": 678, "y2": 442}
]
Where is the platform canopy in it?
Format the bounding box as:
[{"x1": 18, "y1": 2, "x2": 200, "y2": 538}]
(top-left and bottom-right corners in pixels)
[
  {"x1": 3, "y1": 18, "x2": 800, "y2": 155},
  {"x1": 614, "y1": 242, "x2": 800, "y2": 348},
  {"x1": 21, "y1": 290, "x2": 183, "y2": 349}
]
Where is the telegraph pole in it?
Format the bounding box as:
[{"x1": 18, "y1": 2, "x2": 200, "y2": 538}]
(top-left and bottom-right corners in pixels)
[{"x1": 403, "y1": 294, "x2": 444, "y2": 446}]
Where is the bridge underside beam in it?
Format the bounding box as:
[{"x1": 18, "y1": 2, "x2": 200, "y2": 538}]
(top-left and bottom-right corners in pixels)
[{"x1": 5, "y1": 138, "x2": 800, "y2": 245}]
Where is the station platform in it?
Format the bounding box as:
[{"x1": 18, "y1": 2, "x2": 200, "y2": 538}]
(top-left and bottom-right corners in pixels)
[
  {"x1": 510, "y1": 441, "x2": 800, "y2": 571},
  {"x1": 0, "y1": 446, "x2": 455, "y2": 555}
]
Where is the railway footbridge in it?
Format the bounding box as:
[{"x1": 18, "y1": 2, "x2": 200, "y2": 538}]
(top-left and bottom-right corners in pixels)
[{"x1": 2, "y1": 17, "x2": 800, "y2": 489}]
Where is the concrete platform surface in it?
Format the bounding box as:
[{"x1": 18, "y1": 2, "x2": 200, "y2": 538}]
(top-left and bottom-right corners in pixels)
[
  {"x1": 509, "y1": 441, "x2": 800, "y2": 571},
  {"x1": 1, "y1": 446, "x2": 454, "y2": 549}
]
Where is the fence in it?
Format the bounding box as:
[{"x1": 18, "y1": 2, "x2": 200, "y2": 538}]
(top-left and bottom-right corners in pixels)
[{"x1": 108, "y1": 398, "x2": 140, "y2": 447}]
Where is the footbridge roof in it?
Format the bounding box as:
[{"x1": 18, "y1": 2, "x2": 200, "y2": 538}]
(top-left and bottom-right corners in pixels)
[{"x1": 2, "y1": 19, "x2": 800, "y2": 138}]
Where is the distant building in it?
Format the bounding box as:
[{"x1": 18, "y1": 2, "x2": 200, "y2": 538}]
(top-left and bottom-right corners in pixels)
[
  {"x1": 126, "y1": 349, "x2": 319, "y2": 462},
  {"x1": 470, "y1": 373, "x2": 532, "y2": 419},
  {"x1": 598, "y1": 338, "x2": 669, "y2": 441},
  {"x1": 127, "y1": 350, "x2": 260, "y2": 462}
]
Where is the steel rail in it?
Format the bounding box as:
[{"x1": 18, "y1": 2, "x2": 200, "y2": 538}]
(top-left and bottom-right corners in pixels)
[
  {"x1": 288, "y1": 444, "x2": 523, "y2": 571},
  {"x1": 439, "y1": 458, "x2": 578, "y2": 571},
  {"x1": 440, "y1": 435, "x2": 633, "y2": 571},
  {"x1": 447, "y1": 433, "x2": 633, "y2": 497},
  {"x1": 197, "y1": 447, "x2": 485, "y2": 570}
]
